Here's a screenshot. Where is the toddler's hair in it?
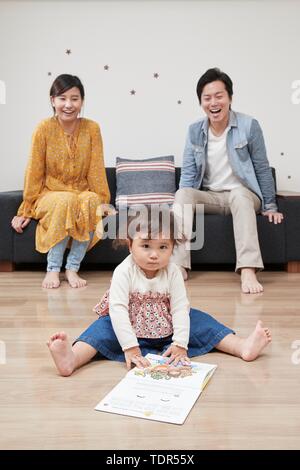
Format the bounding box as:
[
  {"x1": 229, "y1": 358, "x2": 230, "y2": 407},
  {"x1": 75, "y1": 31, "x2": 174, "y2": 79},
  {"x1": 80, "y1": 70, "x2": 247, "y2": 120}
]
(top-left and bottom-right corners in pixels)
[{"x1": 113, "y1": 205, "x2": 184, "y2": 249}]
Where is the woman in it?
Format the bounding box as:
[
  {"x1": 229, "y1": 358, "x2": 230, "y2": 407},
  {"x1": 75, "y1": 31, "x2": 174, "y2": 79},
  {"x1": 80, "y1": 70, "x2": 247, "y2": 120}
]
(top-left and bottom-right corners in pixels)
[
  {"x1": 172, "y1": 68, "x2": 283, "y2": 294},
  {"x1": 11, "y1": 74, "x2": 110, "y2": 289}
]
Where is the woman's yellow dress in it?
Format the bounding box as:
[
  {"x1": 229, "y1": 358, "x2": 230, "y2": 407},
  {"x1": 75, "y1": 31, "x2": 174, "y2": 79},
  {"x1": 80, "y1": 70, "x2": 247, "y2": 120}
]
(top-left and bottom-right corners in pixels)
[{"x1": 17, "y1": 117, "x2": 110, "y2": 253}]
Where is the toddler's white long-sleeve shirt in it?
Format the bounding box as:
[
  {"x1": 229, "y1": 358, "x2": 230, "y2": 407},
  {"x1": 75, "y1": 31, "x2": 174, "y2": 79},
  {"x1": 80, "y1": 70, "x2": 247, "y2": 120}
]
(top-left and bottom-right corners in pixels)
[{"x1": 109, "y1": 255, "x2": 190, "y2": 351}]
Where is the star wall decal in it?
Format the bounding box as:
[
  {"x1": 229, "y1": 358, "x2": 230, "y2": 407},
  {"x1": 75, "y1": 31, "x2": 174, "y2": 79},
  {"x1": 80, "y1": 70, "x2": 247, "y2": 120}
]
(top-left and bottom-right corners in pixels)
[
  {"x1": 130, "y1": 90, "x2": 136, "y2": 95},
  {"x1": 104, "y1": 65, "x2": 109, "y2": 70},
  {"x1": 66, "y1": 49, "x2": 72, "y2": 55},
  {"x1": 153, "y1": 73, "x2": 159, "y2": 79}
]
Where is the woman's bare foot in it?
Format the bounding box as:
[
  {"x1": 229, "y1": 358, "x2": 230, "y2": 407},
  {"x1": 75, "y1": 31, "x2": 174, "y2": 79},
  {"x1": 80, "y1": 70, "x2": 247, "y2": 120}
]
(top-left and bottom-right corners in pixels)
[
  {"x1": 240, "y1": 320, "x2": 272, "y2": 361},
  {"x1": 42, "y1": 272, "x2": 60, "y2": 289},
  {"x1": 47, "y1": 332, "x2": 76, "y2": 376},
  {"x1": 179, "y1": 266, "x2": 189, "y2": 281},
  {"x1": 241, "y1": 268, "x2": 263, "y2": 294},
  {"x1": 65, "y1": 270, "x2": 87, "y2": 288}
]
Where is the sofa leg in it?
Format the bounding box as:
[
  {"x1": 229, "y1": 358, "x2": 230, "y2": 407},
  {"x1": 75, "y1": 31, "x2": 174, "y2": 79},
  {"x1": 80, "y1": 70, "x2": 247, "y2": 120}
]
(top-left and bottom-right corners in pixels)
[
  {"x1": 285, "y1": 261, "x2": 300, "y2": 273},
  {"x1": 0, "y1": 261, "x2": 15, "y2": 272}
]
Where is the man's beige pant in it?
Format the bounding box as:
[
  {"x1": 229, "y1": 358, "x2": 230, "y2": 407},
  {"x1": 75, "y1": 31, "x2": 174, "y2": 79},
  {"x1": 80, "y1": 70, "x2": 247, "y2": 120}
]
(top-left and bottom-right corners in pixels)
[{"x1": 171, "y1": 186, "x2": 263, "y2": 272}]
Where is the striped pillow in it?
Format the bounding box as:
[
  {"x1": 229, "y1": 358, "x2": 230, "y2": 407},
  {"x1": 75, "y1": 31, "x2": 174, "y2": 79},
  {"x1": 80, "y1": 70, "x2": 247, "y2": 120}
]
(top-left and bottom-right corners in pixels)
[{"x1": 115, "y1": 156, "x2": 176, "y2": 208}]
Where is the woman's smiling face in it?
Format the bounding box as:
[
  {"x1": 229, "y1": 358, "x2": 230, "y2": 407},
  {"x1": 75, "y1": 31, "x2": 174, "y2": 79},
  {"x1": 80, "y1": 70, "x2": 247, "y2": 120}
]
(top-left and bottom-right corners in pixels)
[{"x1": 51, "y1": 86, "x2": 83, "y2": 123}]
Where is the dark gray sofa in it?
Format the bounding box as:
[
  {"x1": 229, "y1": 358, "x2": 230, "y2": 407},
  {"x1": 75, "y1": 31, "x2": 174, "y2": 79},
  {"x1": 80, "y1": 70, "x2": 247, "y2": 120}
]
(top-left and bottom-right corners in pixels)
[{"x1": 1, "y1": 168, "x2": 300, "y2": 272}]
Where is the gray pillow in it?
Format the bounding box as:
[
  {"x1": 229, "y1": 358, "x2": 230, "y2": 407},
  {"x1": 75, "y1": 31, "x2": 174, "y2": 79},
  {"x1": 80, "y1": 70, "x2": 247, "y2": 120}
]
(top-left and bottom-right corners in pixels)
[{"x1": 115, "y1": 155, "x2": 176, "y2": 208}]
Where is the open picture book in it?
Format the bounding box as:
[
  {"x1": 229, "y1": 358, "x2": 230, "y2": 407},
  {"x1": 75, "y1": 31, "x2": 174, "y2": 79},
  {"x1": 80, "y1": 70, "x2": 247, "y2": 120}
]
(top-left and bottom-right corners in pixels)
[{"x1": 95, "y1": 353, "x2": 217, "y2": 425}]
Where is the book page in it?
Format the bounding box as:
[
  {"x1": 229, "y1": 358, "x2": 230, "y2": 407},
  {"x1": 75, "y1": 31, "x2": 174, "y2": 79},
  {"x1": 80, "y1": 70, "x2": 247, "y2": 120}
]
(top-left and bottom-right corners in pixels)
[{"x1": 95, "y1": 354, "x2": 217, "y2": 425}]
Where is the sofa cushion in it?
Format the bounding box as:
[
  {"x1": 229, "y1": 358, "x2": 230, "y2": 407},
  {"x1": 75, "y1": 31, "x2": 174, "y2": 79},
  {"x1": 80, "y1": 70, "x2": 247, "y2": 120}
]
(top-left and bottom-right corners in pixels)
[{"x1": 115, "y1": 155, "x2": 176, "y2": 208}]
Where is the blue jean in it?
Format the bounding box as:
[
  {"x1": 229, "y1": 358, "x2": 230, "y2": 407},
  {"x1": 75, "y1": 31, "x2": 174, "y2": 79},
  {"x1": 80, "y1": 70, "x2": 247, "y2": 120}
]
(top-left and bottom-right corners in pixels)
[
  {"x1": 75, "y1": 308, "x2": 234, "y2": 362},
  {"x1": 47, "y1": 233, "x2": 93, "y2": 272}
]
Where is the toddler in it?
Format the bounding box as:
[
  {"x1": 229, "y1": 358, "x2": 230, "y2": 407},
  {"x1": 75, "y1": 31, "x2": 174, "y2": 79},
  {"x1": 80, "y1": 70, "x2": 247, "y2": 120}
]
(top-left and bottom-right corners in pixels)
[{"x1": 47, "y1": 207, "x2": 271, "y2": 375}]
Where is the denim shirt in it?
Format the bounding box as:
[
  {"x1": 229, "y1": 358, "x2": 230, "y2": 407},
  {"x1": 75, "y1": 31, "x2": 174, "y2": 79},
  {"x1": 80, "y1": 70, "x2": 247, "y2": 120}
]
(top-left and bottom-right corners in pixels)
[{"x1": 179, "y1": 110, "x2": 277, "y2": 212}]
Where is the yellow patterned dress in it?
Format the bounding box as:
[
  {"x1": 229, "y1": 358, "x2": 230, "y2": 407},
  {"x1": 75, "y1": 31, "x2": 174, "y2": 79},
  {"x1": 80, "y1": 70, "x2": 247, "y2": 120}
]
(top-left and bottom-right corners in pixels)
[{"x1": 17, "y1": 117, "x2": 110, "y2": 253}]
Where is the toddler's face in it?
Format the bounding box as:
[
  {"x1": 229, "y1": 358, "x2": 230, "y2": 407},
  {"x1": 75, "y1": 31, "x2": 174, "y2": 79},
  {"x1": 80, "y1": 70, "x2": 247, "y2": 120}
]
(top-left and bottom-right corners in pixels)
[{"x1": 130, "y1": 235, "x2": 174, "y2": 279}]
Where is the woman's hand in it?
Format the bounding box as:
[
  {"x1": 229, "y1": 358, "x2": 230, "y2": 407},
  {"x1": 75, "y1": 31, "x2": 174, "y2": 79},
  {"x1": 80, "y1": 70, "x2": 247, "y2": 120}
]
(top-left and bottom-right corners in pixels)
[
  {"x1": 162, "y1": 344, "x2": 190, "y2": 366},
  {"x1": 97, "y1": 203, "x2": 118, "y2": 217},
  {"x1": 124, "y1": 346, "x2": 151, "y2": 370},
  {"x1": 261, "y1": 211, "x2": 284, "y2": 224},
  {"x1": 11, "y1": 216, "x2": 31, "y2": 233}
]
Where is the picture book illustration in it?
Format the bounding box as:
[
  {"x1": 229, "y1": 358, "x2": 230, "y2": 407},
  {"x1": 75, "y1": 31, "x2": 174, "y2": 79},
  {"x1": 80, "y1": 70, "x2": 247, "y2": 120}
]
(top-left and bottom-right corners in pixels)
[{"x1": 95, "y1": 354, "x2": 217, "y2": 425}]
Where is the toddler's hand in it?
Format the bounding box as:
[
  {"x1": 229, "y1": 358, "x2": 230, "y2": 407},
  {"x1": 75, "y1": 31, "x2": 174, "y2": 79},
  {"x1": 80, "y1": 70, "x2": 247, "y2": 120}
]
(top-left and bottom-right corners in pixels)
[
  {"x1": 124, "y1": 346, "x2": 151, "y2": 370},
  {"x1": 162, "y1": 344, "x2": 190, "y2": 366}
]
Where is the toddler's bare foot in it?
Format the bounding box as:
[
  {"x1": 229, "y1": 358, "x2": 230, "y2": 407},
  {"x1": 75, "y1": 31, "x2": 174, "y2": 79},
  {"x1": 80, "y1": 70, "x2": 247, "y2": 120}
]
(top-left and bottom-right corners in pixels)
[
  {"x1": 241, "y1": 320, "x2": 272, "y2": 361},
  {"x1": 47, "y1": 331, "x2": 75, "y2": 376},
  {"x1": 42, "y1": 272, "x2": 60, "y2": 289},
  {"x1": 241, "y1": 268, "x2": 263, "y2": 294},
  {"x1": 65, "y1": 270, "x2": 87, "y2": 288},
  {"x1": 180, "y1": 266, "x2": 189, "y2": 281}
]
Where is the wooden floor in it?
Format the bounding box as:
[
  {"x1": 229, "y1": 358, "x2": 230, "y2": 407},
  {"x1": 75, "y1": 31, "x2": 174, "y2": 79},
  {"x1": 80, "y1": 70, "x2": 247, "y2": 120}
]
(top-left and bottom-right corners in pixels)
[{"x1": 0, "y1": 270, "x2": 300, "y2": 450}]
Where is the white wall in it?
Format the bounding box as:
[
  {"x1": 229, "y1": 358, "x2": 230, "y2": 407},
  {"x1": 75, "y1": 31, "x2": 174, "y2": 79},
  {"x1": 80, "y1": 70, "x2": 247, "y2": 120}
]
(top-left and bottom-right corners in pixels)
[{"x1": 0, "y1": 0, "x2": 299, "y2": 191}]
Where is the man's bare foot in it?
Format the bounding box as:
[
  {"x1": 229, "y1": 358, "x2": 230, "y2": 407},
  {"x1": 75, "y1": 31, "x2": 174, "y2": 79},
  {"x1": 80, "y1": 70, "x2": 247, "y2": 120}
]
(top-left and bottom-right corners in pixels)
[
  {"x1": 241, "y1": 268, "x2": 263, "y2": 294},
  {"x1": 65, "y1": 270, "x2": 87, "y2": 288},
  {"x1": 42, "y1": 272, "x2": 60, "y2": 289},
  {"x1": 240, "y1": 320, "x2": 272, "y2": 361},
  {"x1": 47, "y1": 331, "x2": 76, "y2": 376},
  {"x1": 179, "y1": 266, "x2": 189, "y2": 281}
]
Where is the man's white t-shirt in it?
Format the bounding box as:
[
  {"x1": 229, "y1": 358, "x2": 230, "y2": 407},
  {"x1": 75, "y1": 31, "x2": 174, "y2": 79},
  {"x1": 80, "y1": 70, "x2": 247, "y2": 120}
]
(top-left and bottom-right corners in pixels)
[{"x1": 203, "y1": 126, "x2": 242, "y2": 191}]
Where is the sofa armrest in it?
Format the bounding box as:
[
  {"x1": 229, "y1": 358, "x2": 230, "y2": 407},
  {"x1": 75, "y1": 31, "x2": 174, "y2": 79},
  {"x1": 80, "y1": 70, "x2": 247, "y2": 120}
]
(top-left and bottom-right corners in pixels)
[
  {"x1": 277, "y1": 193, "x2": 300, "y2": 261},
  {"x1": 0, "y1": 191, "x2": 23, "y2": 262}
]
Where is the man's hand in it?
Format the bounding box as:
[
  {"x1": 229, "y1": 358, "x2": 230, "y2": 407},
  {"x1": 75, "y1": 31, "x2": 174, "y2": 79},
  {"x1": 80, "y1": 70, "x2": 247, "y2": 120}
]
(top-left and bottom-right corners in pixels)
[
  {"x1": 11, "y1": 216, "x2": 31, "y2": 233},
  {"x1": 261, "y1": 211, "x2": 284, "y2": 224},
  {"x1": 162, "y1": 344, "x2": 190, "y2": 366},
  {"x1": 124, "y1": 346, "x2": 151, "y2": 370}
]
